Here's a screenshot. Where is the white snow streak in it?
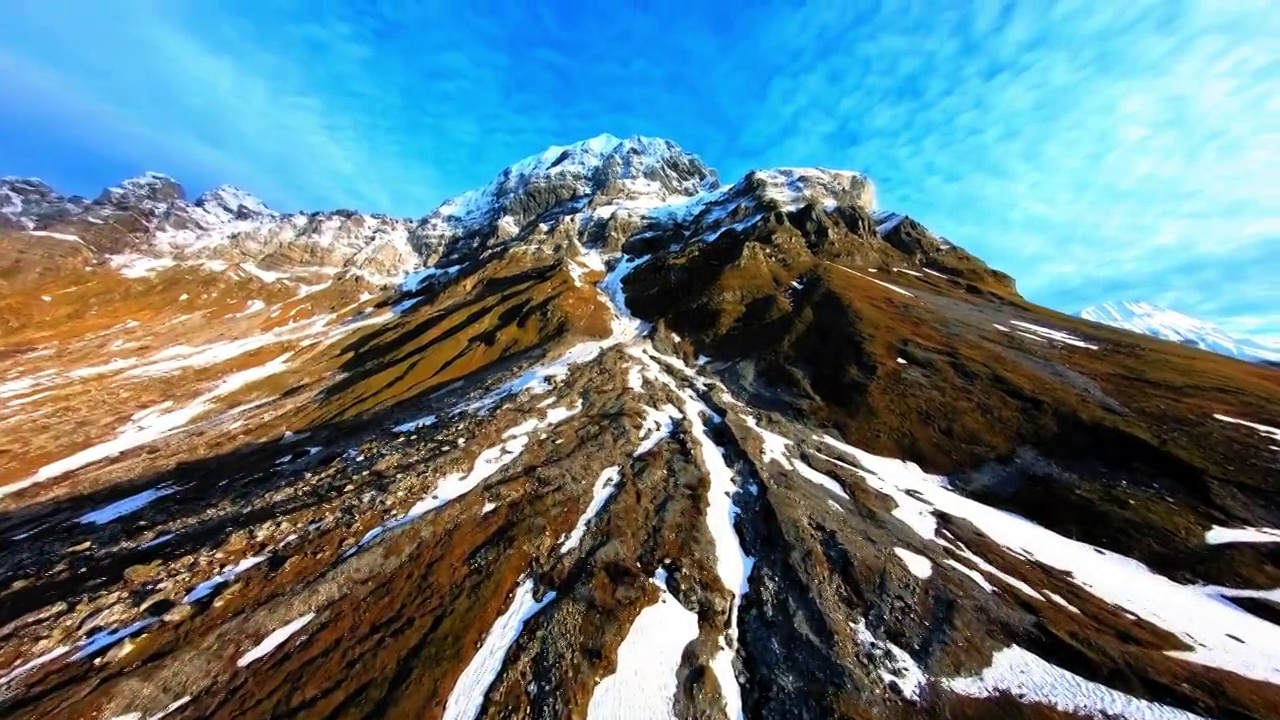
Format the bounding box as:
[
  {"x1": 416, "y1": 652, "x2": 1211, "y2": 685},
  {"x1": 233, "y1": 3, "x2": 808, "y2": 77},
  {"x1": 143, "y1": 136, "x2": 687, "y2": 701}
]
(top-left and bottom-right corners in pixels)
[
  {"x1": 628, "y1": 346, "x2": 753, "y2": 718},
  {"x1": 3, "y1": 353, "x2": 294, "y2": 498},
  {"x1": 441, "y1": 578, "x2": 556, "y2": 720},
  {"x1": 236, "y1": 613, "x2": 316, "y2": 667},
  {"x1": 1008, "y1": 320, "x2": 1099, "y2": 349},
  {"x1": 357, "y1": 403, "x2": 579, "y2": 554},
  {"x1": 105, "y1": 696, "x2": 192, "y2": 720},
  {"x1": 71, "y1": 619, "x2": 157, "y2": 661},
  {"x1": 831, "y1": 264, "x2": 916, "y2": 297},
  {"x1": 635, "y1": 404, "x2": 681, "y2": 456},
  {"x1": 184, "y1": 555, "x2": 269, "y2": 603},
  {"x1": 77, "y1": 485, "x2": 176, "y2": 524},
  {"x1": 1204, "y1": 525, "x2": 1280, "y2": 545},
  {"x1": 24, "y1": 230, "x2": 83, "y2": 243},
  {"x1": 1213, "y1": 414, "x2": 1280, "y2": 448},
  {"x1": 560, "y1": 467, "x2": 622, "y2": 553},
  {"x1": 743, "y1": 414, "x2": 848, "y2": 499}
]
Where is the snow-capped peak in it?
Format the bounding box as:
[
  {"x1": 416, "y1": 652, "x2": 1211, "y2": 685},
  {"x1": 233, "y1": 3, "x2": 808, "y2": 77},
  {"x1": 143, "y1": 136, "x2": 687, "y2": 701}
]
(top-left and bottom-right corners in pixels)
[
  {"x1": 0, "y1": 177, "x2": 83, "y2": 230},
  {"x1": 98, "y1": 171, "x2": 185, "y2": 206},
  {"x1": 750, "y1": 167, "x2": 876, "y2": 212},
  {"x1": 504, "y1": 133, "x2": 702, "y2": 181},
  {"x1": 426, "y1": 134, "x2": 717, "y2": 230},
  {"x1": 194, "y1": 185, "x2": 275, "y2": 222},
  {"x1": 1078, "y1": 301, "x2": 1280, "y2": 363}
]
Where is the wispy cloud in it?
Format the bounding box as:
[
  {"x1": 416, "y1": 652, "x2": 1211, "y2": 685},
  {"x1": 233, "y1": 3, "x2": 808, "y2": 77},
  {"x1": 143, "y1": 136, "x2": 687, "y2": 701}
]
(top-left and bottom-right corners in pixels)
[
  {"x1": 0, "y1": 0, "x2": 1274, "y2": 336},
  {"x1": 731, "y1": 0, "x2": 1278, "y2": 337}
]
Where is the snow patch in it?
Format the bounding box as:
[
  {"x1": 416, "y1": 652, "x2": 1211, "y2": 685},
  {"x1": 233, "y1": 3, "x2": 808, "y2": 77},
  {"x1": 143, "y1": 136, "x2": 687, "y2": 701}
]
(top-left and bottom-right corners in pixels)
[
  {"x1": 893, "y1": 547, "x2": 933, "y2": 579},
  {"x1": 586, "y1": 569, "x2": 701, "y2": 719},
  {"x1": 852, "y1": 619, "x2": 926, "y2": 701},
  {"x1": 635, "y1": 404, "x2": 681, "y2": 456},
  {"x1": 947, "y1": 646, "x2": 1208, "y2": 719}
]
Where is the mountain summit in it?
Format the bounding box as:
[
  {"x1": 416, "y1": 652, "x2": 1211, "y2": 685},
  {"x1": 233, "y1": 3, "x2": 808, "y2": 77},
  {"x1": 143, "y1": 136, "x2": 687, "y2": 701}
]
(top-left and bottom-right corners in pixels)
[{"x1": 1, "y1": 137, "x2": 1278, "y2": 720}]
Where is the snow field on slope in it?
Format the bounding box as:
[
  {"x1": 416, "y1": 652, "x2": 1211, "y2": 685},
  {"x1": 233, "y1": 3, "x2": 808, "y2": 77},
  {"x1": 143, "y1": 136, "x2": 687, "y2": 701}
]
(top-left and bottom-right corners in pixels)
[
  {"x1": 818, "y1": 435, "x2": 1280, "y2": 686},
  {"x1": 947, "y1": 646, "x2": 1208, "y2": 719},
  {"x1": 586, "y1": 569, "x2": 701, "y2": 719},
  {"x1": 2, "y1": 353, "x2": 295, "y2": 498}
]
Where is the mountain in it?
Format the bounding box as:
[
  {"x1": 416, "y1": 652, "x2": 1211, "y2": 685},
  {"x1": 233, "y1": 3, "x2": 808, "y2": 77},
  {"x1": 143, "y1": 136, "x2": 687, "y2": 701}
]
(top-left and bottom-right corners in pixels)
[
  {"x1": 1079, "y1": 301, "x2": 1280, "y2": 364},
  {"x1": 1, "y1": 135, "x2": 1278, "y2": 720},
  {"x1": 1, "y1": 171, "x2": 419, "y2": 283}
]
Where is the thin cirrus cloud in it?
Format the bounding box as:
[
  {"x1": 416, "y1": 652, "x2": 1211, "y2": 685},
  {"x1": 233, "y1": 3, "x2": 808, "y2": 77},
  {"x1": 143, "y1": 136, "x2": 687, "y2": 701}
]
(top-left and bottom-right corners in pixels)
[{"x1": 0, "y1": 0, "x2": 1275, "y2": 340}]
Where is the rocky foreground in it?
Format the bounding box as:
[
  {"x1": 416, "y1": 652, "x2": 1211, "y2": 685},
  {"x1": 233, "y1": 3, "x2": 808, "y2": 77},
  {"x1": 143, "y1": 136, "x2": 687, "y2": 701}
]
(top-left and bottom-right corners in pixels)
[{"x1": 1, "y1": 136, "x2": 1278, "y2": 719}]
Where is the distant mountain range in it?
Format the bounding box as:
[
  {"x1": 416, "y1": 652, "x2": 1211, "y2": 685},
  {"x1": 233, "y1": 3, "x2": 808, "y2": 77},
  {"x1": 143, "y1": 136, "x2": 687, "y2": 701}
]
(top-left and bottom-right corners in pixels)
[{"x1": 1079, "y1": 301, "x2": 1280, "y2": 364}]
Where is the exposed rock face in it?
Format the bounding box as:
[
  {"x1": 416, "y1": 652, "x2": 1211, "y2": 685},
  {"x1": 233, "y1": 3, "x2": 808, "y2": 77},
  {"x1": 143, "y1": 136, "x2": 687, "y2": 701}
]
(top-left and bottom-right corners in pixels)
[{"x1": 0, "y1": 136, "x2": 1278, "y2": 720}]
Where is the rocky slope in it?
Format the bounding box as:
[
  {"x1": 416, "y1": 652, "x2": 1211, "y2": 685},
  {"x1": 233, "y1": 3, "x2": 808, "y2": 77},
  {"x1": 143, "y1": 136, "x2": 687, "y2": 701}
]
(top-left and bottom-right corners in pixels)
[
  {"x1": 1079, "y1": 301, "x2": 1280, "y2": 364},
  {"x1": 0, "y1": 135, "x2": 1278, "y2": 720}
]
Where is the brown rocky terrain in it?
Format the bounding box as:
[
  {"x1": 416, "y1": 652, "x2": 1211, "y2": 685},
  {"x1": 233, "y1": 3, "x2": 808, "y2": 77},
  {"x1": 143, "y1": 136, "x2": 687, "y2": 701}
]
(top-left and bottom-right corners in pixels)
[{"x1": 0, "y1": 135, "x2": 1278, "y2": 720}]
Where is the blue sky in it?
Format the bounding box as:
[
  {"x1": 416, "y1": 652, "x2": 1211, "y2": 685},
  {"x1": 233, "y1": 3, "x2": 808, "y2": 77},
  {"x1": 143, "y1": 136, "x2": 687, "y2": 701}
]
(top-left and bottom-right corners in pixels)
[{"x1": 1, "y1": 1, "x2": 1276, "y2": 340}]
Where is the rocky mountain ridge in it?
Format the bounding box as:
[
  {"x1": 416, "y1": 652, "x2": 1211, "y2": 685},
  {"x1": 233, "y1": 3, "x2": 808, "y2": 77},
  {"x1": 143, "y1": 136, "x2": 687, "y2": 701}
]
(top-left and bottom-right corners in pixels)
[
  {"x1": 2, "y1": 134, "x2": 1000, "y2": 292},
  {"x1": 0, "y1": 135, "x2": 1277, "y2": 720}
]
